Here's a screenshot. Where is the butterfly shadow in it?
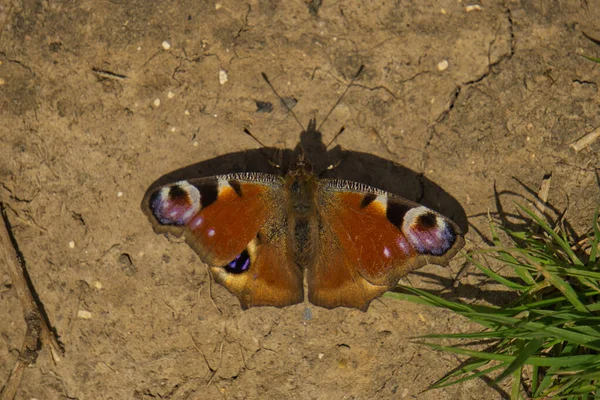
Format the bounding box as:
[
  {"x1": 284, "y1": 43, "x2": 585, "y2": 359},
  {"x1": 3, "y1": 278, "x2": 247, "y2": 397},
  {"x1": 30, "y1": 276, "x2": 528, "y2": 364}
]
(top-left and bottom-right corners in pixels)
[{"x1": 144, "y1": 121, "x2": 469, "y2": 234}]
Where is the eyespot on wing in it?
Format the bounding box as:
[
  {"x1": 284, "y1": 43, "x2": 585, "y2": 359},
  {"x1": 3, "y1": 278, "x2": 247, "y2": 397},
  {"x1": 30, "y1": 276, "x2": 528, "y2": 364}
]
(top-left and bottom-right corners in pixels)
[{"x1": 149, "y1": 181, "x2": 201, "y2": 226}]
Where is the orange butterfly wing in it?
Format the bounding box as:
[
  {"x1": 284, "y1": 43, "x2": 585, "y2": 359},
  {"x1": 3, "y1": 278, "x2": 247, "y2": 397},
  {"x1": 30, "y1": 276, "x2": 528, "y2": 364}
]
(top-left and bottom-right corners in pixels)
[
  {"x1": 308, "y1": 180, "x2": 464, "y2": 310},
  {"x1": 142, "y1": 174, "x2": 303, "y2": 309}
]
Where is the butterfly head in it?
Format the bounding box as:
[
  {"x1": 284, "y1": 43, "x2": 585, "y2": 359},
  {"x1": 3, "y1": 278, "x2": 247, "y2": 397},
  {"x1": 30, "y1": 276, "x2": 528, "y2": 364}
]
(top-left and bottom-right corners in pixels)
[
  {"x1": 289, "y1": 152, "x2": 313, "y2": 175},
  {"x1": 286, "y1": 118, "x2": 331, "y2": 176}
]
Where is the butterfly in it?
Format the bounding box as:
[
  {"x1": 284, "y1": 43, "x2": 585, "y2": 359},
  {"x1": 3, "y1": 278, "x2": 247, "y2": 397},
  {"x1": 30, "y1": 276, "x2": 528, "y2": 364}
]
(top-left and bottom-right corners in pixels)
[{"x1": 142, "y1": 69, "x2": 465, "y2": 311}]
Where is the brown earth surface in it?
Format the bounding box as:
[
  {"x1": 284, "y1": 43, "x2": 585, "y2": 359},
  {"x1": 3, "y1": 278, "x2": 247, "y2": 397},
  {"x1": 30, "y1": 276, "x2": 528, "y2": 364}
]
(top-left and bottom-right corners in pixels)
[{"x1": 1, "y1": 0, "x2": 599, "y2": 399}]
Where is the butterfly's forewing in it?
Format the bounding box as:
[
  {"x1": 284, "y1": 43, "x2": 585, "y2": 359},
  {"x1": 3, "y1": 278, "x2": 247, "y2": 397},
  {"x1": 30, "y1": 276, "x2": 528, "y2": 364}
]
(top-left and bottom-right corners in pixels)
[
  {"x1": 308, "y1": 180, "x2": 464, "y2": 310},
  {"x1": 142, "y1": 173, "x2": 304, "y2": 308}
]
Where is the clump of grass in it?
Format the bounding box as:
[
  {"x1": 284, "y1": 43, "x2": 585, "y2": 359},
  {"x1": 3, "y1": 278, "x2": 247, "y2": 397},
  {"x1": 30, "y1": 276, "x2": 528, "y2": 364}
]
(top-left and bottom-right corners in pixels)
[{"x1": 388, "y1": 204, "x2": 600, "y2": 399}]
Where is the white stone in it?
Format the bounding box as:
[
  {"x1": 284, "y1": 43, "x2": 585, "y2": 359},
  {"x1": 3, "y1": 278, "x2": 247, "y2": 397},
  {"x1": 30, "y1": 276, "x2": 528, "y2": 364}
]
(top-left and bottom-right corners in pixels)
[
  {"x1": 219, "y1": 69, "x2": 228, "y2": 85},
  {"x1": 465, "y1": 4, "x2": 482, "y2": 12}
]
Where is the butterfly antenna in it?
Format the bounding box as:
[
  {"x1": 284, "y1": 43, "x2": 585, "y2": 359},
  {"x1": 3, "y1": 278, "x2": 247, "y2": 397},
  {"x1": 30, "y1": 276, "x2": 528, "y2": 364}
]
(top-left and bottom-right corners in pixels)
[
  {"x1": 261, "y1": 72, "x2": 306, "y2": 132},
  {"x1": 243, "y1": 127, "x2": 270, "y2": 149},
  {"x1": 316, "y1": 64, "x2": 364, "y2": 132},
  {"x1": 244, "y1": 128, "x2": 282, "y2": 169},
  {"x1": 325, "y1": 126, "x2": 345, "y2": 149}
]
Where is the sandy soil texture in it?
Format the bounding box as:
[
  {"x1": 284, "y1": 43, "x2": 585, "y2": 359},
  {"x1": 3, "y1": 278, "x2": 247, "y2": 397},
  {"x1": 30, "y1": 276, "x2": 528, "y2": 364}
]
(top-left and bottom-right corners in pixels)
[{"x1": 1, "y1": 0, "x2": 599, "y2": 399}]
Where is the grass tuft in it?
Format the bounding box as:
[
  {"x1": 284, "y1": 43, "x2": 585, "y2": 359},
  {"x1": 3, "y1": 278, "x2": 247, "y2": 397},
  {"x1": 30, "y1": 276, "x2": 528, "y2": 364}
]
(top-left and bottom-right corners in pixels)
[{"x1": 387, "y1": 205, "x2": 600, "y2": 399}]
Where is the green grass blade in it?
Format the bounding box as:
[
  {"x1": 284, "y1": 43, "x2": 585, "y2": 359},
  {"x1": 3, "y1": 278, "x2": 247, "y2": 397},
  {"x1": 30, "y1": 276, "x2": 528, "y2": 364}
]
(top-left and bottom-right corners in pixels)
[
  {"x1": 418, "y1": 342, "x2": 600, "y2": 367},
  {"x1": 515, "y1": 203, "x2": 583, "y2": 266},
  {"x1": 465, "y1": 253, "x2": 530, "y2": 290},
  {"x1": 429, "y1": 362, "x2": 506, "y2": 390},
  {"x1": 386, "y1": 287, "x2": 477, "y2": 313},
  {"x1": 535, "y1": 367, "x2": 555, "y2": 397},
  {"x1": 571, "y1": 383, "x2": 600, "y2": 395},
  {"x1": 531, "y1": 364, "x2": 539, "y2": 395},
  {"x1": 582, "y1": 55, "x2": 600, "y2": 63},
  {"x1": 495, "y1": 338, "x2": 544, "y2": 384},
  {"x1": 530, "y1": 262, "x2": 590, "y2": 313},
  {"x1": 590, "y1": 207, "x2": 600, "y2": 264},
  {"x1": 510, "y1": 367, "x2": 522, "y2": 399}
]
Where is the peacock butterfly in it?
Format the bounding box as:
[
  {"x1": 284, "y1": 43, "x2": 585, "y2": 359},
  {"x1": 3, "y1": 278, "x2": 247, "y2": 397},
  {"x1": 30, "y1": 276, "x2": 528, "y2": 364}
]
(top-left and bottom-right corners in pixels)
[{"x1": 142, "y1": 68, "x2": 465, "y2": 311}]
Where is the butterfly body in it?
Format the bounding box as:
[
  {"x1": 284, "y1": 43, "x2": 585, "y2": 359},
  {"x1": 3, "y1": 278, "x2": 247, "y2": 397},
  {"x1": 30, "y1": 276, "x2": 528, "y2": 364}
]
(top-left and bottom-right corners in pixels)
[{"x1": 144, "y1": 145, "x2": 465, "y2": 310}]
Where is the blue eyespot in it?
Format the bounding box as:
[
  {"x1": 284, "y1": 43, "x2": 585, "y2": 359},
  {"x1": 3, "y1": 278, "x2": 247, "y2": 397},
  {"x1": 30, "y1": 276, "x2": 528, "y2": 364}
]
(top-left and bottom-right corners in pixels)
[{"x1": 224, "y1": 249, "x2": 250, "y2": 274}]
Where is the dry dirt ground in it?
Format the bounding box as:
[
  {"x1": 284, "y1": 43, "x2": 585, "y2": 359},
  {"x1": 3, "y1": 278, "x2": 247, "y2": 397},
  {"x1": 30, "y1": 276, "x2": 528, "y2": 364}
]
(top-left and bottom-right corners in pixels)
[{"x1": 1, "y1": 0, "x2": 599, "y2": 399}]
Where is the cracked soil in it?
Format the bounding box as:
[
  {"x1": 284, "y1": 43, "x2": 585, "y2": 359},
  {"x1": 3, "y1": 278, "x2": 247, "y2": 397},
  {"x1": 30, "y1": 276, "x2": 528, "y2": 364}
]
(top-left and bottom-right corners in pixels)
[{"x1": 1, "y1": 0, "x2": 599, "y2": 399}]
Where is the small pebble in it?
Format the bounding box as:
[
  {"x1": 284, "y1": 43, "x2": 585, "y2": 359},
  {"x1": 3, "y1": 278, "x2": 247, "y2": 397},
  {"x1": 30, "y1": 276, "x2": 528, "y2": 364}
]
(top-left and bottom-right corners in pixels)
[
  {"x1": 68, "y1": 241, "x2": 75, "y2": 249},
  {"x1": 0, "y1": 78, "x2": 5, "y2": 86},
  {"x1": 318, "y1": 353, "x2": 325, "y2": 360},
  {"x1": 137, "y1": 46, "x2": 141, "y2": 51},
  {"x1": 184, "y1": 109, "x2": 190, "y2": 115},
  {"x1": 465, "y1": 4, "x2": 482, "y2": 12},
  {"x1": 215, "y1": 3, "x2": 222, "y2": 10},
  {"x1": 77, "y1": 310, "x2": 92, "y2": 319},
  {"x1": 193, "y1": 141, "x2": 199, "y2": 147},
  {"x1": 167, "y1": 91, "x2": 175, "y2": 99},
  {"x1": 170, "y1": 127, "x2": 176, "y2": 132},
  {"x1": 162, "y1": 40, "x2": 171, "y2": 50},
  {"x1": 219, "y1": 69, "x2": 228, "y2": 85},
  {"x1": 437, "y1": 59, "x2": 449, "y2": 71},
  {"x1": 303, "y1": 307, "x2": 313, "y2": 321},
  {"x1": 153, "y1": 98, "x2": 161, "y2": 108},
  {"x1": 93, "y1": 281, "x2": 103, "y2": 289},
  {"x1": 117, "y1": 191, "x2": 123, "y2": 197}
]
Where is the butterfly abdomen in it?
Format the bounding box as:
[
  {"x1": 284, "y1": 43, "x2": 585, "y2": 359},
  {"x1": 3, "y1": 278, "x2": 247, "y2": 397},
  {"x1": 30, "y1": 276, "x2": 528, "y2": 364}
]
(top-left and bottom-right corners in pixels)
[{"x1": 285, "y1": 173, "x2": 320, "y2": 270}]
